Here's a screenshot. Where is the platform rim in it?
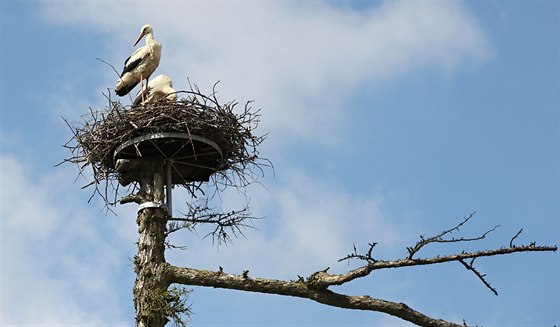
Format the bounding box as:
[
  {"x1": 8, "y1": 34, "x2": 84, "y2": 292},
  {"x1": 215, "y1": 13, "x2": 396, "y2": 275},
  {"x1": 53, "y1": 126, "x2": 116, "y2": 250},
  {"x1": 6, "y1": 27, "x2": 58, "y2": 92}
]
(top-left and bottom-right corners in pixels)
[{"x1": 113, "y1": 131, "x2": 224, "y2": 164}]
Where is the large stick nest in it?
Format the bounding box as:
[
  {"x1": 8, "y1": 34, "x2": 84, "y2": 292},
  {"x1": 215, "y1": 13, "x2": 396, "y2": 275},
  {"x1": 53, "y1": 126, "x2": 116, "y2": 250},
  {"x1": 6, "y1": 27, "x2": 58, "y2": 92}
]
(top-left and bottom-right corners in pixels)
[{"x1": 61, "y1": 87, "x2": 268, "y2": 206}]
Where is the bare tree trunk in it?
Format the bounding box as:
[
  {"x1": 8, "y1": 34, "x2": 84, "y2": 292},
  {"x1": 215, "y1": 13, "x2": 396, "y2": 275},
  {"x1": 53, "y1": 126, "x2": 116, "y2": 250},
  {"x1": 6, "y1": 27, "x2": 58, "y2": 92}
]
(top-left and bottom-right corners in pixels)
[{"x1": 131, "y1": 157, "x2": 169, "y2": 327}]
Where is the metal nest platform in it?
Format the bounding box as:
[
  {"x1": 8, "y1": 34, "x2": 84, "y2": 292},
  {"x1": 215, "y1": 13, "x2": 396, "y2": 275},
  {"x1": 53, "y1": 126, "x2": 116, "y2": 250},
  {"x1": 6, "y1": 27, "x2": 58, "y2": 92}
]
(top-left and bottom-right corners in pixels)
[{"x1": 114, "y1": 132, "x2": 224, "y2": 184}]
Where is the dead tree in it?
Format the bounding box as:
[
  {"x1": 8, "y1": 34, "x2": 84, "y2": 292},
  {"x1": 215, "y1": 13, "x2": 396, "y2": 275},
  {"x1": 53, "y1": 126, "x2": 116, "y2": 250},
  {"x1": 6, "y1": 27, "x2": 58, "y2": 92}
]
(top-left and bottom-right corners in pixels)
[{"x1": 61, "y1": 88, "x2": 557, "y2": 327}]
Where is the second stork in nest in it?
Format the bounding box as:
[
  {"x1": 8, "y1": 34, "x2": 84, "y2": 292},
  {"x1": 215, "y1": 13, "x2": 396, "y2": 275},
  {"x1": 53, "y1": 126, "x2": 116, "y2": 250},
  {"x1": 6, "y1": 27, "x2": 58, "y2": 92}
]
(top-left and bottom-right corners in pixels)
[
  {"x1": 115, "y1": 24, "x2": 161, "y2": 104},
  {"x1": 133, "y1": 74, "x2": 177, "y2": 106}
]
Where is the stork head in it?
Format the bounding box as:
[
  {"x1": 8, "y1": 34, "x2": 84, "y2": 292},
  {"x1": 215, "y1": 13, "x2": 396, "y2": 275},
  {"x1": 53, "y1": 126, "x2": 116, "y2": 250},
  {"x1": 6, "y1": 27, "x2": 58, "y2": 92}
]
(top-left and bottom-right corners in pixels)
[{"x1": 133, "y1": 24, "x2": 153, "y2": 46}]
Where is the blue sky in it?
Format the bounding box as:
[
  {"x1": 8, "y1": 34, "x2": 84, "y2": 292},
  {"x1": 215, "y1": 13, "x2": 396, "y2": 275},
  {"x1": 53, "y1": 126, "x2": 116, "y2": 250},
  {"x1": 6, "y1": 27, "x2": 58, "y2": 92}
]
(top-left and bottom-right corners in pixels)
[{"x1": 1, "y1": 1, "x2": 558, "y2": 326}]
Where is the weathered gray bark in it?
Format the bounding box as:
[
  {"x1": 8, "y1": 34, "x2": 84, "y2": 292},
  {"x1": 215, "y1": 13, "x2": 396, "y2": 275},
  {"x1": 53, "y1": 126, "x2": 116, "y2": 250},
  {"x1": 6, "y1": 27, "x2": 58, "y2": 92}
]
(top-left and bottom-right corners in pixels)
[
  {"x1": 128, "y1": 157, "x2": 169, "y2": 327},
  {"x1": 165, "y1": 266, "x2": 461, "y2": 327}
]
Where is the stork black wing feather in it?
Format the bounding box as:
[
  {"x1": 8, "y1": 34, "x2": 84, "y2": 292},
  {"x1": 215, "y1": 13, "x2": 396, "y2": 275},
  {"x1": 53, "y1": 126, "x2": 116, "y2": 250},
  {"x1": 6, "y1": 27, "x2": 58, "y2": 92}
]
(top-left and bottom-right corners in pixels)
[
  {"x1": 120, "y1": 56, "x2": 143, "y2": 77},
  {"x1": 116, "y1": 81, "x2": 140, "y2": 97}
]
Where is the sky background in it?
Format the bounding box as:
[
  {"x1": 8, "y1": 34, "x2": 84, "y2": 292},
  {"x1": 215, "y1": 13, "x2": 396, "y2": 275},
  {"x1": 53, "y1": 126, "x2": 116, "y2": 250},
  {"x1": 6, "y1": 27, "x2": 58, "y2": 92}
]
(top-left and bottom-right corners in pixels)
[{"x1": 1, "y1": 1, "x2": 558, "y2": 326}]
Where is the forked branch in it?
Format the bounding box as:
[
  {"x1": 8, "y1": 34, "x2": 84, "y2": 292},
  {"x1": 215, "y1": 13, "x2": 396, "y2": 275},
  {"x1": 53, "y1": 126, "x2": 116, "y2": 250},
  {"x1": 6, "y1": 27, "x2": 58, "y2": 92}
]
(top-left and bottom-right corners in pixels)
[
  {"x1": 338, "y1": 213, "x2": 555, "y2": 294},
  {"x1": 165, "y1": 265, "x2": 462, "y2": 327},
  {"x1": 165, "y1": 213, "x2": 556, "y2": 326},
  {"x1": 405, "y1": 212, "x2": 500, "y2": 259}
]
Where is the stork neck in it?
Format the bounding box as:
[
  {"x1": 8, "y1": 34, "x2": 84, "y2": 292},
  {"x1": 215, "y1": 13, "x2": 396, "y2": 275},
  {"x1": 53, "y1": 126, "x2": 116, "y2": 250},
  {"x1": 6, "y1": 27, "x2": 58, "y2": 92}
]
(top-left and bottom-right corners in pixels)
[{"x1": 145, "y1": 32, "x2": 154, "y2": 45}]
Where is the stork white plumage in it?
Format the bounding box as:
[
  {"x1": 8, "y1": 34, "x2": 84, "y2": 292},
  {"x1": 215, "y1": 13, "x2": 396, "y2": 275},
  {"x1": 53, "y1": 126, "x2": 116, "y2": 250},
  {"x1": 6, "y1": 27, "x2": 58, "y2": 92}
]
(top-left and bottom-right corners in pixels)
[
  {"x1": 132, "y1": 74, "x2": 177, "y2": 106},
  {"x1": 115, "y1": 24, "x2": 161, "y2": 103}
]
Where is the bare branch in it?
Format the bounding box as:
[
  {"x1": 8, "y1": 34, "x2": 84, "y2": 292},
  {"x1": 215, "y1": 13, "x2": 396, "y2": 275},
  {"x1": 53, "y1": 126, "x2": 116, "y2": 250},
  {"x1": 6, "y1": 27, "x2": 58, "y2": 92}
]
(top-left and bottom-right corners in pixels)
[
  {"x1": 459, "y1": 259, "x2": 498, "y2": 296},
  {"x1": 169, "y1": 199, "x2": 259, "y2": 245},
  {"x1": 166, "y1": 236, "x2": 555, "y2": 325},
  {"x1": 165, "y1": 265, "x2": 462, "y2": 327},
  {"x1": 329, "y1": 243, "x2": 556, "y2": 288},
  {"x1": 510, "y1": 228, "x2": 523, "y2": 247},
  {"x1": 406, "y1": 212, "x2": 502, "y2": 259},
  {"x1": 339, "y1": 242, "x2": 378, "y2": 263}
]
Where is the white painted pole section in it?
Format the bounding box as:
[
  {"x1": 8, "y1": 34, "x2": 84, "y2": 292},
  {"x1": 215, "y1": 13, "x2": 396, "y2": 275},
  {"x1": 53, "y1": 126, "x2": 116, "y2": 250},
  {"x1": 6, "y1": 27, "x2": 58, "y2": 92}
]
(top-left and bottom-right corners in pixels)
[{"x1": 166, "y1": 159, "x2": 172, "y2": 217}]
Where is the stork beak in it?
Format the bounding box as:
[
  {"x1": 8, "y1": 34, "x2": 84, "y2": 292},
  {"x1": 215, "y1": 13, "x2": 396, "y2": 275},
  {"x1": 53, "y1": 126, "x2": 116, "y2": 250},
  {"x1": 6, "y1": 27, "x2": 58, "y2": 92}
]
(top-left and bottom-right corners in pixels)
[{"x1": 133, "y1": 31, "x2": 145, "y2": 47}]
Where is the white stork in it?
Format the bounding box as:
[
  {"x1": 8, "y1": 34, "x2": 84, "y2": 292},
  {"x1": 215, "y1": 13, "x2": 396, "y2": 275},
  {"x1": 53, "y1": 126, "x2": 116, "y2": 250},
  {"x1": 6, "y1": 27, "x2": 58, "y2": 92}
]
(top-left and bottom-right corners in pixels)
[
  {"x1": 132, "y1": 74, "x2": 177, "y2": 106},
  {"x1": 115, "y1": 24, "x2": 162, "y2": 103}
]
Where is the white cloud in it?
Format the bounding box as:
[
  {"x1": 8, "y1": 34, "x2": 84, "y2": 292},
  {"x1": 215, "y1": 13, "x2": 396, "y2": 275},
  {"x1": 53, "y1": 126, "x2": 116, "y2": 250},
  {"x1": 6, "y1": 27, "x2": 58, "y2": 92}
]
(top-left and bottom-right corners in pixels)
[
  {"x1": 166, "y1": 169, "x2": 410, "y2": 279},
  {"x1": 40, "y1": 1, "x2": 491, "y2": 146},
  {"x1": 0, "y1": 154, "x2": 136, "y2": 325}
]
